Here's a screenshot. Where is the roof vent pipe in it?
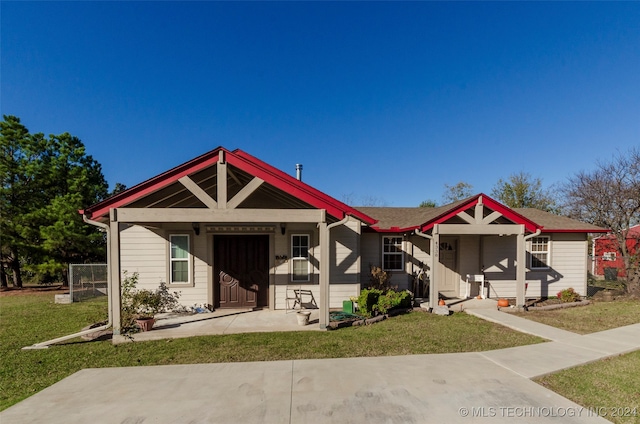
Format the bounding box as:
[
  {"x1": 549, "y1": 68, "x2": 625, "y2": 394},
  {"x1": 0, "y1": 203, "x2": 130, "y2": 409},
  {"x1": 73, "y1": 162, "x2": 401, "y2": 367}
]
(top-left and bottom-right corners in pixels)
[{"x1": 296, "y1": 164, "x2": 303, "y2": 181}]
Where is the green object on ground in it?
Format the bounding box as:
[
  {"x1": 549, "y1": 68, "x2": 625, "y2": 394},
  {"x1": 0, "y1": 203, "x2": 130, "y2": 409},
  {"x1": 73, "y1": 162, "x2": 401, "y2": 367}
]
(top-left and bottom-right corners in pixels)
[
  {"x1": 342, "y1": 300, "x2": 354, "y2": 314},
  {"x1": 329, "y1": 311, "x2": 363, "y2": 322}
]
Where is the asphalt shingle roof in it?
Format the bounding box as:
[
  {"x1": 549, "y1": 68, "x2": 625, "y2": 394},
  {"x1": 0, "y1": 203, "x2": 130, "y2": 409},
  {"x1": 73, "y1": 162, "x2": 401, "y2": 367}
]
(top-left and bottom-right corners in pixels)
[{"x1": 355, "y1": 203, "x2": 608, "y2": 233}]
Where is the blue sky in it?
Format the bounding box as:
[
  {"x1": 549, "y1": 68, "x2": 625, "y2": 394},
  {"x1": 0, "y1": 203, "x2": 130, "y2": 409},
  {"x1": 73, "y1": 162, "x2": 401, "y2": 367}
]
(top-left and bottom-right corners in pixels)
[{"x1": 2, "y1": 1, "x2": 639, "y2": 207}]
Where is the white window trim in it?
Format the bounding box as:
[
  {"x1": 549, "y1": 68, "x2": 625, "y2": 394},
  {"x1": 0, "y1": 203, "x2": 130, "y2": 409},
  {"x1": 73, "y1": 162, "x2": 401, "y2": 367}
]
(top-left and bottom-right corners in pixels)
[
  {"x1": 382, "y1": 236, "x2": 404, "y2": 271},
  {"x1": 291, "y1": 233, "x2": 311, "y2": 283},
  {"x1": 602, "y1": 251, "x2": 617, "y2": 261},
  {"x1": 168, "y1": 233, "x2": 193, "y2": 286},
  {"x1": 528, "y1": 236, "x2": 551, "y2": 270}
]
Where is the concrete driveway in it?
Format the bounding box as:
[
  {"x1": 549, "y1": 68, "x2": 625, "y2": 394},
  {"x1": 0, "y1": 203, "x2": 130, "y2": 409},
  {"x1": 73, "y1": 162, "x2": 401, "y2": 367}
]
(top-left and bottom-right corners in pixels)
[
  {"x1": 0, "y1": 353, "x2": 613, "y2": 424},
  {"x1": 4, "y1": 309, "x2": 639, "y2": 423}
]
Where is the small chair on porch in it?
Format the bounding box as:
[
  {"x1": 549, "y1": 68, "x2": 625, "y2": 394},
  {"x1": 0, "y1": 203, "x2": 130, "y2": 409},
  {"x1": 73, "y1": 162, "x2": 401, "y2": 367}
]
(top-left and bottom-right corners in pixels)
[
  {"x1": 465, "y1": 274, "x2": 486, "y2": 299},
  {"x1": 285, "y1": 286, "x2": 318, "y2": 312},
  {"x1": 285, "y1": 286, "x2": 301, "y2": 312}
]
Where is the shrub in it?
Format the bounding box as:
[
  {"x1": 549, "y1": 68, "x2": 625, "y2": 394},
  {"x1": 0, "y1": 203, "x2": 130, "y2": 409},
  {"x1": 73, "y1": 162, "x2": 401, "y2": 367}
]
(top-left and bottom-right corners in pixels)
[
  {"x1": 356, "y1": 288, "x2": 413, "y2": 317},
  {"x1": 357, "y1": 288, "x2": 384, "y2": 318},
  {"x1": 556, "y1": 287, "x2": 580, "y2": 303},
  {"x1": 376, "y1": 290, "x2": 412, "y2": 314}
]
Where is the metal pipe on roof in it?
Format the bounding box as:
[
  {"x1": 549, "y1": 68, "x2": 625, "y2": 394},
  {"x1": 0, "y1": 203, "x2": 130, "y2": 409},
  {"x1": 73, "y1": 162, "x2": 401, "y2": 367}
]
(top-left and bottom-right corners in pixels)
[{"x1": 296, "y1": 164, "x2": 303, "y2": 181}]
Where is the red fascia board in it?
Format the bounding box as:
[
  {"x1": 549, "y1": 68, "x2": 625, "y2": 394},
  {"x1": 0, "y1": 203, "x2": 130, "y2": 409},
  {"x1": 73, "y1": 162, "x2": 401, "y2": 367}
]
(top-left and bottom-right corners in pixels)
[
  {"x1": 83, "y1": 146, "x2": 377, "y2": 225},
  {"x1": 419, "y1": 197, "x2": 479, "y2": 232},
  {"x1": 83, "y1": 148, "x2": 224, "y2": 218},
  {"x1": 419, "y1": 194, "x2": 540, "y2": 233},
  {"x1": 480, "y1": 196, "x2": 540, "y2": 232},
  {"x1": 229, "y1": 150, "x2": 377, "y2": 225}
]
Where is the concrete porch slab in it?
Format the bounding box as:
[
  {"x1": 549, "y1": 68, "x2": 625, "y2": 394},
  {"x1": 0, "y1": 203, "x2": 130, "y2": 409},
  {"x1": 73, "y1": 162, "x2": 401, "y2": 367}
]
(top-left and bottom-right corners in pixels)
[{"x1": 129, "y1": 308, "x2": 323, "y2": 342}]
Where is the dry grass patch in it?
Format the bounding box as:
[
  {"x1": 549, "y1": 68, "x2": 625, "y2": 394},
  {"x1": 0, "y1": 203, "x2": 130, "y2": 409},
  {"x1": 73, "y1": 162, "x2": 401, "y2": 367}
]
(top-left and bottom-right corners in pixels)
[{"x1": 513, "y1": 299, "x2": 640, "y2": 334}]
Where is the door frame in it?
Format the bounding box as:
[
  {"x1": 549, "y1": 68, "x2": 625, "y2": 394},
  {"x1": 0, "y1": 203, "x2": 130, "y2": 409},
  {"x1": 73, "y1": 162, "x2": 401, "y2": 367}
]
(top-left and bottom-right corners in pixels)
[
  {"x1": 438, "y1": 236, "x2": 460, "y2": 296},
  {"x1": 209, "y1": 231, "x2": 274, "y2": 309}
]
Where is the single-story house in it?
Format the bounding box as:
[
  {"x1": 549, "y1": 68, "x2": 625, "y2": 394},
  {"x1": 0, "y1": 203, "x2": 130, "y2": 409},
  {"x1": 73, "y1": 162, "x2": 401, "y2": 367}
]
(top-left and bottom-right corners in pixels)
[
  {"x1": 592, "y1": 224, "x2": 640, "y2": 278},
  {"x1": 80, "y1": 147, "x2": 607, "y2": 337}
]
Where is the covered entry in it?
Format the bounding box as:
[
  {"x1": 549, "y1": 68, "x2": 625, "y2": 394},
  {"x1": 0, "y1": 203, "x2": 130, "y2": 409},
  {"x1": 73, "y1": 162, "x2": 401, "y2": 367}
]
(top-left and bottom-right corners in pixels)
[{"x1": 214, "y1": 235, "x2": 269, "y2": 308}]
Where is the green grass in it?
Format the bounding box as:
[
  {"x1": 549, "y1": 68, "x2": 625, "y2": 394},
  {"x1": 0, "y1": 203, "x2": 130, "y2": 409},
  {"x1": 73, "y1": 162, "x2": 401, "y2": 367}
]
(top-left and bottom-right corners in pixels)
[
  {"x1": 0, "y1": 293, "x2": 543, "y2": 411},
  {"x1": 513, "y1": 300, "x2": 640, "y2": 334},
  {"x1": 521, "y1": 299, "x2": 640, "y2": 423},
  {"x1": 536, "y1": 352, "x2": 640, "y2": 424}
]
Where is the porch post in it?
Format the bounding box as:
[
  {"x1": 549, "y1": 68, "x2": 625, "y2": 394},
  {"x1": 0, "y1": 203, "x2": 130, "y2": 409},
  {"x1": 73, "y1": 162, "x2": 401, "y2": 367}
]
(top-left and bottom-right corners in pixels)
[
  {"x1": 109, "y1": 211, "x2": 122, "y2": 337},
  {"x1": 430, "y1": 224, "x2": 440, "y2": 310},
  {"x1": 318, "y1": 220, "x2": 329, "y2": 329},
  {"x1": 516, "y1": 225, "x2": 526, "y2": 308}
]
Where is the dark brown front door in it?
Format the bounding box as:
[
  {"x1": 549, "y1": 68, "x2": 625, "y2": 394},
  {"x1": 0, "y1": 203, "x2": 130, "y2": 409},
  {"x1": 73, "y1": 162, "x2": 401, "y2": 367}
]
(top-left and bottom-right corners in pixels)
[{"x1": 214, "y1": 235, "x2": 269, "y2": 308}]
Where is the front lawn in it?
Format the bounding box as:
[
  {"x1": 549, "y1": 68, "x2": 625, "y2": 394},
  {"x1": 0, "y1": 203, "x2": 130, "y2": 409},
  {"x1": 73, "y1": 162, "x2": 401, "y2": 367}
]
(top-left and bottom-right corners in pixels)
[
  {"x1": 0, "y1": 292, "x2": 543, "y2": 411},
  {"x1": 536, "y1": 351, "x2": 640, "y2": 424},
  {"x1": 513, "y1": 299, "x2": 640, "y2": 334}
]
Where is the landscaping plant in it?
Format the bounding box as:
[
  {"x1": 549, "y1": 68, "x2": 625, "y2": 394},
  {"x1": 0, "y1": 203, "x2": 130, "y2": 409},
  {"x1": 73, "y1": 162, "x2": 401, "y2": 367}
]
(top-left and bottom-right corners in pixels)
[{"x1": 556, "y1": 287, "x2": 580, "y2": 303}]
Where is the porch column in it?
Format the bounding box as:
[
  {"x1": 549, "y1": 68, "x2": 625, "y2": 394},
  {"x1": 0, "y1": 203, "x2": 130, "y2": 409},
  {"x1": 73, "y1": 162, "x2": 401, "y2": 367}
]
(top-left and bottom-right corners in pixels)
[
  {"x1": 109, "y1": 212, "x2": 122, "y2": 337},
  {"x1": 429, "y1": 224, "x2": 440, "y2": 310},
  {"x1": 516, "y1": 225, "x2": 526, "y2": 308},
  {"x1": 318, "y1": 221, "x2": 329, "y2": 329}
]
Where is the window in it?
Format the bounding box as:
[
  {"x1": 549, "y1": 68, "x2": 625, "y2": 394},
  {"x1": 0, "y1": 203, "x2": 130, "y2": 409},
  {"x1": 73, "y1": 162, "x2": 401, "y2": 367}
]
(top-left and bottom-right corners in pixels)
[
  {"x1": 170, "y1": 234, "x2": 190, "y2": 284},
  {"x1": 602, "y1": 252, "x2": 616, "y2": 261},
  {"x1": 382, "y1": 236, "x2": 403, "y2": 271},
  {"x1": 291, "y1": 234, "x2": 310, "y2": 282},
  {"x1": 529, "y1": 236, "x2": 550, "y2": 269}
]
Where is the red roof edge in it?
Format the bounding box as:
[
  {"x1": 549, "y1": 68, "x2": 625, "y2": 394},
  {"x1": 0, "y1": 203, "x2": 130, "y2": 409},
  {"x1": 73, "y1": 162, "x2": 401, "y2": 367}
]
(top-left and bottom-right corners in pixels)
[
  {"x1": 83, "y1": 147, "x2": 227, "y2": 219},
  {"x1": 81, "y1": 146, "x2": 377, "y2": 225},
  {"x1": 419, "y1": 193, "x2": 541, "y2": 233},
  {"x1": 229, "y1": 149, "x2": 376, "y2": 225}
]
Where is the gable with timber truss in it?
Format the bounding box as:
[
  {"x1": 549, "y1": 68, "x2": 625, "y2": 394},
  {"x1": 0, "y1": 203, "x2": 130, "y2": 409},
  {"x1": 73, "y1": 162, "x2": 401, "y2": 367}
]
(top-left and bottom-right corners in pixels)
[
  {"x1": 418, "y1": 194, "x2": 541, "y2": 235},
  {"x1": 82, "y1": 147, "x2": 376, "y2": 226}
]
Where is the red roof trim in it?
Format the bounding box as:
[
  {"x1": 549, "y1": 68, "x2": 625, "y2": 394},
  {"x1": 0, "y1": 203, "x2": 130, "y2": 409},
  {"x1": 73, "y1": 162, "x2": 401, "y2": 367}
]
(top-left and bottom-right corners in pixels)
[
  {"x1": 229, "y1": 150, "x2": 376, "y2": 225},
  {"x1": 82, "y1": 147, "x2": 377, "y2": 225},
  {"x1": 84, "y1": 149, "x2": 224, "y2": 219},
  {"x1": 419, "y1": 194, "x2": 540, "y2": 233}
]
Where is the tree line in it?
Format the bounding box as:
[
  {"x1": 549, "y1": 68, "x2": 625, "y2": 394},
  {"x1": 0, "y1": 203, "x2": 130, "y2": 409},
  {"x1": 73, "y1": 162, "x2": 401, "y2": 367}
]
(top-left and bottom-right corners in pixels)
[{"x1": 0, "y1": 115, "x2": 124, "y2": 287}]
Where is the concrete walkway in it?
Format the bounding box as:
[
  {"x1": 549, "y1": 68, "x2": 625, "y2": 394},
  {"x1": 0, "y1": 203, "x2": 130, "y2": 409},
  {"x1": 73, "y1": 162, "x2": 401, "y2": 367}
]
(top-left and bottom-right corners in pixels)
[
  {"x1": 466, "y1": 308, "x2": 640, "y2": 378},
  {"x1": 3, "y1": 307, "x2": 639, "y2": 423}
]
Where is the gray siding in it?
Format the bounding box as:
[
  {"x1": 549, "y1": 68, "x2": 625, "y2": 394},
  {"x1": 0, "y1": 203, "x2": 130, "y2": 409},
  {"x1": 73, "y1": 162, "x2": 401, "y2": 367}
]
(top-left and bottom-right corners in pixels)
[
  {"x1": 483, "y1": 233, "x2": 588, "y2": 298},
  {"x1": 120, "y1": 224, "x2": 209, "y2": 307}
]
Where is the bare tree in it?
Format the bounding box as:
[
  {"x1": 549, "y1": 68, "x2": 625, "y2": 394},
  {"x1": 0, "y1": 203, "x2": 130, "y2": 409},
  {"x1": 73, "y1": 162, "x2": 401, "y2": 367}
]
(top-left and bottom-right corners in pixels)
[
  {"x1": 442, "y1": 181, "x2": 473, "y2": 204},
  {"x1": 340, "y1": 192, "x2": 389, "y2": 207},
  {"x1": 563, "y1": 148, "x2": 640, "y2": 296}
]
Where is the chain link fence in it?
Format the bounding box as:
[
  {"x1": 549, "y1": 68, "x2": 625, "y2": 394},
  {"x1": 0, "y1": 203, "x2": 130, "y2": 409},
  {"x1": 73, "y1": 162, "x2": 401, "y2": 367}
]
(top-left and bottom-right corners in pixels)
[{"x1": 69, "y1": 264, "x2": 108, "y2": 302}]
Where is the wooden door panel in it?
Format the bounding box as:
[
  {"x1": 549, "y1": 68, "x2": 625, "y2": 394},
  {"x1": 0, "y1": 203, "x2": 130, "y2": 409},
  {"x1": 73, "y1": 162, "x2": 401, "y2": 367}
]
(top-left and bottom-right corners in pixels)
[{"x1": 214, "y1": 235, "x2": 269, "y2": 308}]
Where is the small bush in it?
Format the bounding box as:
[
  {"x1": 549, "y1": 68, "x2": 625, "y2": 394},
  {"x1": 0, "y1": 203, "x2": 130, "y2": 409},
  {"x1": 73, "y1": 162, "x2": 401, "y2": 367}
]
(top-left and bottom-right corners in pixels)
[
  {"x1": 557, "y1": 287, "x2": 580, "y2": 303},
  {"x1": 357, "y1": 288, "x2": 412, "y2": 317},
  {"x1": 357, "y1": 288, "x2": 384, "y2": 317}
]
